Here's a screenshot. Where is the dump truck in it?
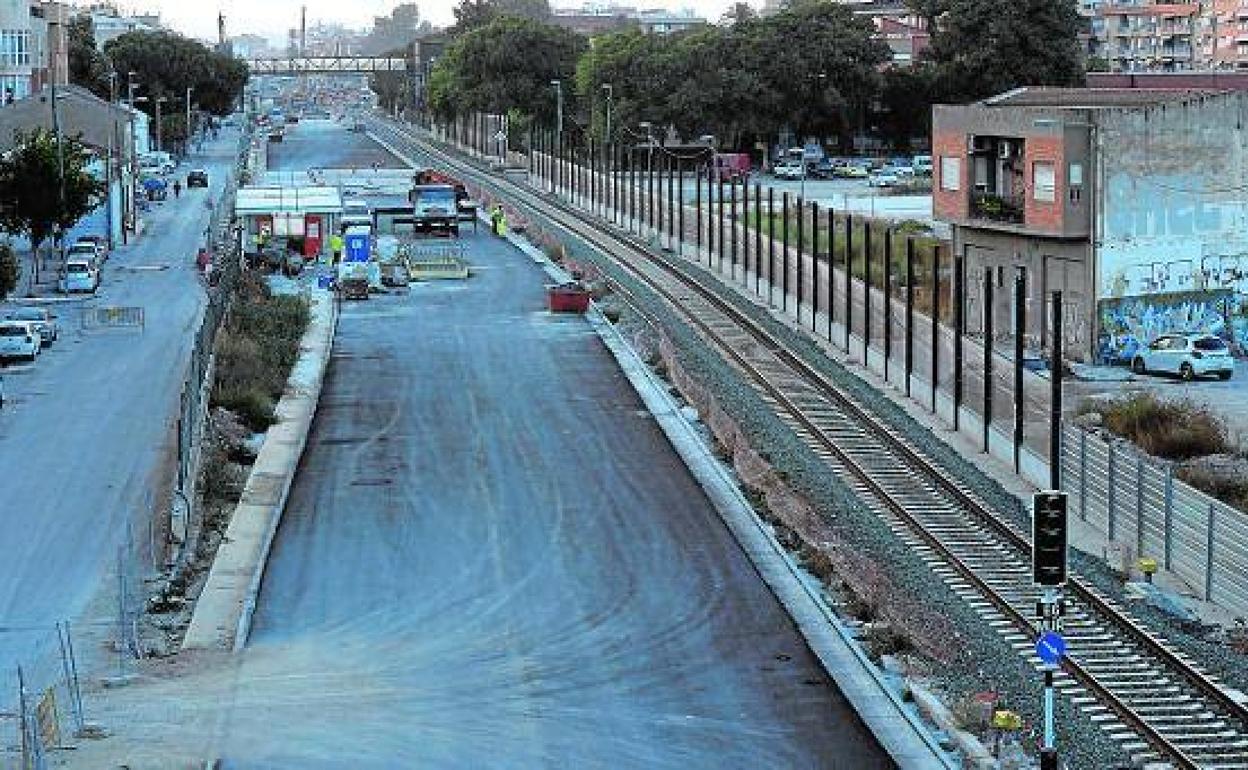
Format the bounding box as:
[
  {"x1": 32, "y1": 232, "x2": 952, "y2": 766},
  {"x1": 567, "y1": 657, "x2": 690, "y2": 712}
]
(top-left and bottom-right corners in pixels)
[{"x1": 410, "y1": 184, "x2": 460, "y2": 236}]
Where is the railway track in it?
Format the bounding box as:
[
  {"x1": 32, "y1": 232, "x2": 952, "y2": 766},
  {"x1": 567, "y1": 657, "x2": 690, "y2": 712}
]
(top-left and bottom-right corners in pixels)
[{"x1": 369, "y1": 118, "x2": 1248, "y2": 769}]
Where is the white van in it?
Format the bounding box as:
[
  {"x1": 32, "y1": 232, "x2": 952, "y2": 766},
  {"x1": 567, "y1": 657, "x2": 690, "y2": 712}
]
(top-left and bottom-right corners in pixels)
[{"x1": 60, "y1": 257, "x2": 100, "y2": 294}]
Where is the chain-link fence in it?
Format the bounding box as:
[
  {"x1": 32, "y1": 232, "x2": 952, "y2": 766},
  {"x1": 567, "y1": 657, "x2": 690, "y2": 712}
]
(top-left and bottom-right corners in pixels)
[{"x1": 1, "y1": 623, "x2": 85, "y2": 770}]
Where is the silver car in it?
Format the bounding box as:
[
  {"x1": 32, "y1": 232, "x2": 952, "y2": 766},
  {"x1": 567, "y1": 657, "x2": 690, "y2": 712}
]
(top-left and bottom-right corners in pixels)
[
  {"x1": 7, "y1": 307, "x2": 57, "y2": 344},
  {"x1": 1132, "y1": 333, "x2": 1234, "y2": 381}
]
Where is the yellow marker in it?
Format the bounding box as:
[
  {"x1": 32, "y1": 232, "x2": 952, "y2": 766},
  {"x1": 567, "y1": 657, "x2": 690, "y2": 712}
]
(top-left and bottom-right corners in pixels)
[{"x1": 992, "y1": 710, "x2": 1023, "y2": 731}]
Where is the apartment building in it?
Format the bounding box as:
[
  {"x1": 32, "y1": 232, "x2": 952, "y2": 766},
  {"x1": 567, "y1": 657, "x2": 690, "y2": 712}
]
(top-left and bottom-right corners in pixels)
[
  {"x1": 932, "y1": 87, "x2": 1248, "y2": 362},
  {"x1": 0, "y1": 0, "x2": 67, "y2": 102}
]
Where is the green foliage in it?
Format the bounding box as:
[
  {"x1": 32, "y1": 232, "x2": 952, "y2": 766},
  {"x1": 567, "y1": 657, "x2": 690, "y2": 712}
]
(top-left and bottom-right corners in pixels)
[
  {"x1": 1083, "y1": 393, "x2": 1229, "y2": 460},
  {"x1": 370, "y1": 47, "x2": 414, "y2": 113},
  {"x1": 429, "y1": 16, "x2": 585, "y2": 124},
  {"x1": 451, "y1": 0, "x2": 553, "y2": 35},
  {"x1": 574, "y1": 4, "x2": 887, "y2": 149},
  {"x1": 0, "y1": 129, "x2": 106, "y2": 256},
  {"x1": 211, "y1": 273, "x2": 311, "y2": 432},
  {"x1": 925, "y1": 0, "x2": 1084, "y2": 101},
  {"x1": 0, "y1": 244, "x2": 18, "y2": 300},
  {"x1": 104, "y1": 30, "x2": 248, "y2": 117},
  {"x1": 67, "y1": 14, "x2": 111, "y2": 99},
  {"x1": 1087, "y1": 55, "x2": 1111, "y2": 73},
  {"x1": 876, "y1": 64, "x2": 938, "y2": 150}
]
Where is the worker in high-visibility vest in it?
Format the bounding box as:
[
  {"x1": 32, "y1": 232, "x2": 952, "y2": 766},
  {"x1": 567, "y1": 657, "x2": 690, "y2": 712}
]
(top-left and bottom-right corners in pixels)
[
  {"x1": 490, "y1": 205, "x2": 508, "y2": 237},
  {"x1": 330, "y1": 233, "x2": 344, "y2": 265}
]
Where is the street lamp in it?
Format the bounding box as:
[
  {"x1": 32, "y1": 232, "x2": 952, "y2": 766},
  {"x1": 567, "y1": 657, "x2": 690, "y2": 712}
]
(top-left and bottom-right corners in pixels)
[
  {"x1": 154, "y1": 96, "x2": 169, "y2": 153},
  {"x1": 550, "y1": 79, "x2": 563, "y2": 142}
]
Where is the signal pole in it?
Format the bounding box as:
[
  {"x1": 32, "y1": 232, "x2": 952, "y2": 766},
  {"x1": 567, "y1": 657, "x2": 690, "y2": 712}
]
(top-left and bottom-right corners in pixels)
[{"x1": 1033, "y1": 490, "x2": 1069, "y2": 770}]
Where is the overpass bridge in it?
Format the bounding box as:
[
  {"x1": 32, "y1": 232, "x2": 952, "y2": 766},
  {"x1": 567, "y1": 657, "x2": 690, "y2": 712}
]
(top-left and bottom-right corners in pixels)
[{"x1": 246, "y1": 56, "x2": 410, "y2": 75}]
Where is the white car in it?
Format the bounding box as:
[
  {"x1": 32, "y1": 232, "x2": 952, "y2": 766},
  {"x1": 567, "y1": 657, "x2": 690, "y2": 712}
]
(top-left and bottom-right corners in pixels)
[
  {"x1": 0, "y1": 320, "x2": 41, "y2": 362},
  {"x1": 1132, "y1": 333, "x2": 1235, "y2": 381},
  {"x1": 59, "y1": 258, "x2": 99, "y2": 294},
  {"x1": 773, "y1": 160, "x2": 806, "y2": 180},
  {"x1": 868, "y1": 170, "x2": 900, "y2": 187},
  {"x1": 7, "y1": 306, "x2": 57, "y2": 344}
]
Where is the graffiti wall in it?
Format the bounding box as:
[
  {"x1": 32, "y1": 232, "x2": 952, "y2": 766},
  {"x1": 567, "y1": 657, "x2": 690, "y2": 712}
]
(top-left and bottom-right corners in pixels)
[{"x1": 1096, "y1": 291, "x2": 1248, "y2": 364}]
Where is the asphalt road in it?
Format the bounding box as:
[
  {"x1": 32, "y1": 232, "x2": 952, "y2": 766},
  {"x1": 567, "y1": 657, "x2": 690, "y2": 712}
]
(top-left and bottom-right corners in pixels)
[
  {"x1": 268, "y1": 118, "x2": 406, "y2": 171},
  {"x1": 218, "y1": 222, "x2": 891, "y2": 768},
  {"x1": 0, "y1": 131, "x2": 242, "y2": 688}
]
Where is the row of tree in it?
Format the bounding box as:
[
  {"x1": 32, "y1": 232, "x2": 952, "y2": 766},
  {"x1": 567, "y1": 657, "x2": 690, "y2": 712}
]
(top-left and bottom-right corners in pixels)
[
  {"x1": 422, "y1": 0, "x2": 1085, "y2": 152},
  {"x1": 69, "y1": 18, "x2": 248, "y2": 151}
]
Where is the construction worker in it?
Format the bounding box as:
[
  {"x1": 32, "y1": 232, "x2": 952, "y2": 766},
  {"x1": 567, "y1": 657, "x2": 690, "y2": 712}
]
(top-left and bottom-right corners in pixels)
[
  {"x1": 330, "y1": 232, "x2": 344, "y2": 265},
  {"x1": 490, "y1": 205, "x2": 508, "y2": 237}
]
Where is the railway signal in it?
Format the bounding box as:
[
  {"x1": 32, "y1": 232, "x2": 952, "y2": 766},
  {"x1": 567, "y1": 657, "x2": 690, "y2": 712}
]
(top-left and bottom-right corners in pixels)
[{"x1": 1032, "y1": 490, "x2": 1069, "y2": 770}]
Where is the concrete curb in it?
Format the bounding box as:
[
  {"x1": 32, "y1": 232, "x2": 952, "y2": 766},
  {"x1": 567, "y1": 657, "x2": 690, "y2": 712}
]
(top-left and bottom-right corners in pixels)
[
  {"x1": 504, "y1": 229, "x2": 954, "y2": 769},
  {"x1": 181, "y1": 289, "x2": 338, "y2": 652}
]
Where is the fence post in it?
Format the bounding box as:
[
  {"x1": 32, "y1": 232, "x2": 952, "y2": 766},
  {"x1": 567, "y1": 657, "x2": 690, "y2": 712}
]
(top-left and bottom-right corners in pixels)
[
  {"x1": 864, "y1": 222, "x2": 873, "y2": 361},
  {"x1": 768, "y1": 188, "x2": 775, "y2": 303},
  {"x1": 984, "y1": 270, "x2": 994, "y2": 453},
  {"x1": 845, "y1": 215, "x2": 854, "y2": 352},
  {"x1": 1205, "y1": 502, "x2": 1216, "y2": 600},
  {"x1": 905, "y1": 236, "x2": 915, "y2": 397},
  {"x1": 884, "y1": 226, "x2": 892, "y2": 382},
  {"x1": 932, "y1": 244, "x2": 941, "y2": 414},
  {"x1": 695, "y1": 163, "x2": 702, "y2": 254},
  {"x1": 755, "y1": 184, "x2": 763, "y2": 295},
  {"x1": 1079, "y1": 429, "x2": 1088, "y2": 520},
  {"x1": 676, "y1": 158, "x2": 684, "y2": 256},
  {"x1": 1013, "y1": 266, "x2": 1025, "y2": 472},
  {"x1": 742, "y1": 181, "x2": 750, "y2": 278},
  {"x1": 781, "y1": 192, "x2": 790, "y2": 311},
  {"x1": 668, "y1": 155, "x2": 676, "y2": 250},
  {"x1": 1163, "y1": 465, "x2": 1174, "y2": 571},
  {"x1": 1136, "y1": 455, "x2": 1146, "y2": 558},
  {"x1": 827, "y1": 208, "x2": 836, "y2": 340},
  {"x1": 812, "y1": 202, "x2": 821, "y2": 330},
  {"x1": 795, "y1": 196, "x2": 804, "y2": 322},
  {"x1": 718, "y1": 179, "x2": 726, "y2": 273},
  {"x1": 953, "y1": 251, "x2": 964, "y2": 431}
]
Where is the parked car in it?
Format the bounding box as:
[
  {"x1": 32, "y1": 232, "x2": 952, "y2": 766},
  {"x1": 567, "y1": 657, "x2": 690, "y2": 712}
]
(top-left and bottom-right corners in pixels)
[
  {"x1": 73, "y1": 235, "x2": 108, "y2": 261},
  {"x1": 912, "y1": 154, "x2": 933, "y2": 176},
  {"x1": 0, "y1": 320, "x2": 41, "y2": 362},
  {"x1": 868, "y1": 169, "x2": 900, "y2": 188},
  {"x1": 709, "y1": 152, "x2": 751, "y2": 183},
  {"x1": 773, "y1": 159, "x2": 806, "y2": 180},
  {"x1": 67, "y1": 240, "x2": 103, "y2": 264},
  {"x1": 1131, "y1": 333, "x2": 1235, "y2": 381},
  {"x1": 889, "y1": 164, "x2": 916, "y2": 178},
  {"x1": 834, "y1": 163, "x2": 869, "y2": 179},
  {"x1": 59, "y1": 257, "x2": 100, "y2": 294},
  {"x1": 809, "y1": 158, "x2": 837, "y2": 180},
  {"x1": 142, "y1": 176, "x2": 168, "y2": 201},
  {"x1": 7, "y1": 306, "x2": 58, "y2": 344},
  {"x1": 186, "y1": 169, "x2": 209, "y2": 188}
]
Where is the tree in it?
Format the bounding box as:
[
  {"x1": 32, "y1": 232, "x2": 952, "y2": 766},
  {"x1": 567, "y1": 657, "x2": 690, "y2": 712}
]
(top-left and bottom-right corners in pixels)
[
  {"x1": 876, "y1": 64, "x2": 938, "y2": 150},
  {"x1": 0, "y1": 245, "x2": 17, "y2": 300},
  {"x1": 370, "y1": 47, "x2": 414, "y2": 113},
  {"x1": 428, "y1": 17, "x2": 585, "y2": 124},
  {"x1": 925, "y1": 0, "x2": 1084, "y2": 102},
  {"x1": 0, "y1": 129, "x2": 106, "y2": 280},
  {"x1": 104, "y1": 30, "x2": 248, "y2": 118},
  {"x1": 721, "y1": 2, "x2": 757, "y2": 25},
  {"x1": 67, "y1": 13, "x2": 110, "y2": 99},
  {"x1": 1087, "y1": 55, "x2": 1110, "y2": 73},
  {"x1": 450, "y1": 0, "x2": 553, "y2": 35}
]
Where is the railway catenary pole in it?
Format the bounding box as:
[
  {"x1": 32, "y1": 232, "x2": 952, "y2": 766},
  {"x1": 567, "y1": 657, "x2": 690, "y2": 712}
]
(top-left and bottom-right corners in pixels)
[
  {"x1": 864, "y1": 221, "x2": 872, "y2": 358},
  {"x1": 954, "y1": 250, "x2": 965, "y2": 431},
  {"x1": 754, "y1": 183, "x2": 762, "y2": 295},
  {"x1": 984, "y1": 270, "x2": 994, "y2": 453},
  {"x1": 883, "y1": 227, "x2": 893, "y2": 381},
  {"x1": 1014, "y1": 267, "x2": 1026, "y2": 474},
  {"x1": 827, "y1": 207, "x2": 835, "y2": 339},
  {"x1": 931, "y1": 244, "x2": 941, "y2": 414},
  {"x1": 1051, "y1": 290, "x2": 1063, "y2": 491},
  {"x1": 905, "y1": 236, "x2": 915, "y2": 397},
  {"x1": 845, "y1": 215, "x2": 853, "y2": 352}
]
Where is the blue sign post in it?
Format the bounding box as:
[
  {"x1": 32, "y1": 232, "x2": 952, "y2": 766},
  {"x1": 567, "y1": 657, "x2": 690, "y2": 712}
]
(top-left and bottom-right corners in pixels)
[
  {"x1": 1036, "y1": 632, "x2": 1066, "y2": 667},
  {"x1": 344, "y1": 232, "x2": 370, "y2": 263}
]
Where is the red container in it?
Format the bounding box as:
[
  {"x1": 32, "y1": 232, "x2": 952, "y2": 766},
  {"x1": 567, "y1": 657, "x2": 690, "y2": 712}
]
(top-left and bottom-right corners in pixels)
[{"x1": 548, "y1": 283, "x2": 591, "y2": 313}]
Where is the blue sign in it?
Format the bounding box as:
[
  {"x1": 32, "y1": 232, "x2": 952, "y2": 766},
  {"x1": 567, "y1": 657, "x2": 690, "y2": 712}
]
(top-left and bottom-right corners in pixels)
[
  {"x1": 344, "y1": 232, "x2": 369, "y2": 263},
  {"x1": 1036, "y1": 632, "x2": 1066, "y2": 666}
]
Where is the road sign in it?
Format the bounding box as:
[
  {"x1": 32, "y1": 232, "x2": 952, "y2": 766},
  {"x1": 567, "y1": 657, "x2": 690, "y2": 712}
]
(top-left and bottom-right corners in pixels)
[
  {"x1": 344, "y1": 232, "x2": 370, "y2": 263},
  {"x1": 1036, "y1": 631, "x2": 1066, "y2": 666},
  {"x1": 1032, "y1": 491, "x2": 1069, "y2": 586}
]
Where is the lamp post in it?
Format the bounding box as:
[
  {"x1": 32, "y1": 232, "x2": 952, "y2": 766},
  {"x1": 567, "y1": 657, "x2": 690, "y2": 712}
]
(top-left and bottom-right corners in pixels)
[
  {"x1": 551, "y1": 79, "x2": 563, "y2": 144},
  {"x1": 154, "y1": 96, "x2": 168, "y2": 153},
  {"x1": 185, "y1": 86, "x2": 194, "y2": 154}
]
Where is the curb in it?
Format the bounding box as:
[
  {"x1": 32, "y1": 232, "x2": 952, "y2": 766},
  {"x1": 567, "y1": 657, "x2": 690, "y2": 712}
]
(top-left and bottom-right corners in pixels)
[{"x1": 181, "y1": 289, "x2": 338, "y2": 652}]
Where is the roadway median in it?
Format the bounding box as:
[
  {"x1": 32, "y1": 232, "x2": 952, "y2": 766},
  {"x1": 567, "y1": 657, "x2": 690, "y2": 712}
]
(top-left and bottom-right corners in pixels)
[{"x1": 181, "y1": 288, "x2": 338, "y2": 652}]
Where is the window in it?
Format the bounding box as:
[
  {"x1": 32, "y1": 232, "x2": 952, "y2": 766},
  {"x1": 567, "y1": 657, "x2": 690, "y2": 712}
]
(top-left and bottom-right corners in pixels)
[
  {"x1": 1068, "y1": 163, "x2": 1083, "y2": 203},
  {"x1": 940, "y1": 156, "x2": 960, "y2": 191},
  {"x1": 1032, "y1": 162, "x2": 1056, "y2": 202},
  {"x1": 0, "y1": 30, "x2": 31, "y2": 67}
]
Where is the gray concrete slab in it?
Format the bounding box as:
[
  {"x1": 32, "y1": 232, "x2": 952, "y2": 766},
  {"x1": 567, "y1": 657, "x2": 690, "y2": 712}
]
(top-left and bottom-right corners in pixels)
[{"x1": 231, "y1": 227, "x2": 893, "y2": 768}]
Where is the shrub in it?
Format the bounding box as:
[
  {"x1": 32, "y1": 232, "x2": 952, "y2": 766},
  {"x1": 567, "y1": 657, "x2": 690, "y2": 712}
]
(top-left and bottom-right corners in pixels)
[
  {"x1": 1086, "y1": 393, "x2": 1228, "y2": 460},
  {"x1": 0, "y1": 244, "x2": 18, "y2": 300},
  {"x1": 1177, "y1": 465, "x2": 1248, "y2": 511}
]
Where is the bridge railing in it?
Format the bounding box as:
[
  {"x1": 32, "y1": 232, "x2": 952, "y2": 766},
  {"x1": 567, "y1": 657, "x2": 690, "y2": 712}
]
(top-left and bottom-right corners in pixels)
[{"x1": 246, "y1": 56, "x2": 409, "y2": 75}]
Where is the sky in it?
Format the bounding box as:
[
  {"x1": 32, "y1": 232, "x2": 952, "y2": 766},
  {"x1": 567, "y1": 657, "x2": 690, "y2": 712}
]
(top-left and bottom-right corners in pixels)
[{"x1": 77, "y1": 0, "x2": 736, "y2": 43}]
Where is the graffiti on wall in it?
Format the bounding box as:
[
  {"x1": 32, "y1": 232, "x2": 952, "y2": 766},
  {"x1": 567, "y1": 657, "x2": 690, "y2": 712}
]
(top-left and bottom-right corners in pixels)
[
  {"x1": 1100, "y1": 172, "x2": 1248, "y2": 299},
  {"x1": 1096, "y1": 290, "x2": 1248, "y2": 364}
]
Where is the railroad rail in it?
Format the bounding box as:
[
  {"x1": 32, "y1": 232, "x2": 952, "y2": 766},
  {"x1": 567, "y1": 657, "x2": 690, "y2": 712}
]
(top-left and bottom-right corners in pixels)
[{"x1": 368, "y1": 117, "x2": 1248, "y2": 769}]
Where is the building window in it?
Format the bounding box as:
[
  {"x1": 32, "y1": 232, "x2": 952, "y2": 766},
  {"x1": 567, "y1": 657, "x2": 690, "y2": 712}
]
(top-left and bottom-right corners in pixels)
[
  {"x1": 0, "y1": 74, "x2": 29, "y2": 101},
  {"x1": 0, "y1": 30, "x2": 31, "y2": 67},
  {"x1": 1033, "y1": 161, "x2": 1056, "y2": 202},
  {"x1": 1068, "y1": 162, "x2": 1083, "y2": 203},
  {"x1": 940, "y1": 156, "x2": 960, "y2": 191}
]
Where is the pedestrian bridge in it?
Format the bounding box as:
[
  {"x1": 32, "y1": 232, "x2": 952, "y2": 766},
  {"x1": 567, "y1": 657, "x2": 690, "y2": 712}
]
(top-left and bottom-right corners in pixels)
[{"x1": 247, "y1": 56, "x2": 410, "y2": 75}]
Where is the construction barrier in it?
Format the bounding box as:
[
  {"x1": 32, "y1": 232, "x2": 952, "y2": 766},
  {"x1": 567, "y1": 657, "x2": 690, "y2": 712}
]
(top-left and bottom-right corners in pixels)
[{"x1": 80, "y1": 305, "x2": 145, "y2": 330}]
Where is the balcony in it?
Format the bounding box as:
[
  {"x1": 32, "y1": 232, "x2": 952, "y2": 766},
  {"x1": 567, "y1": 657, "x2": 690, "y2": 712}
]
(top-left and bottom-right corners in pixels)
[{"x1": 970, "y1": 191, "x2": 1025, "y2": 225}]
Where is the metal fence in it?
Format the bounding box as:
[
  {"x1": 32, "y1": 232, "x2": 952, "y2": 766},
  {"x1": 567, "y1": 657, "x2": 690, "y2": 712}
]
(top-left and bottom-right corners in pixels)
[
  {"x1": 1063, "y1": 424, "x2": 1248, "y2": 616},
  {"x1": 79, "y1": 306, "x2": 145, "y2": 330}
]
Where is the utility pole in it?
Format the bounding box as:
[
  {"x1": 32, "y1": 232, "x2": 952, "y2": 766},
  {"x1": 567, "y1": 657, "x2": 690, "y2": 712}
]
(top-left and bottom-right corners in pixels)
[{"x1": 185, "y1": 87, "x2": 193, "y2": 154}]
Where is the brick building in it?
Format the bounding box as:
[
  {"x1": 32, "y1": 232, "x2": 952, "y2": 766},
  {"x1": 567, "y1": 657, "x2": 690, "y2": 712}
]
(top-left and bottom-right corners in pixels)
[{"x1": 932, "y1": 87, "x2": 1248, "y2": 362}]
